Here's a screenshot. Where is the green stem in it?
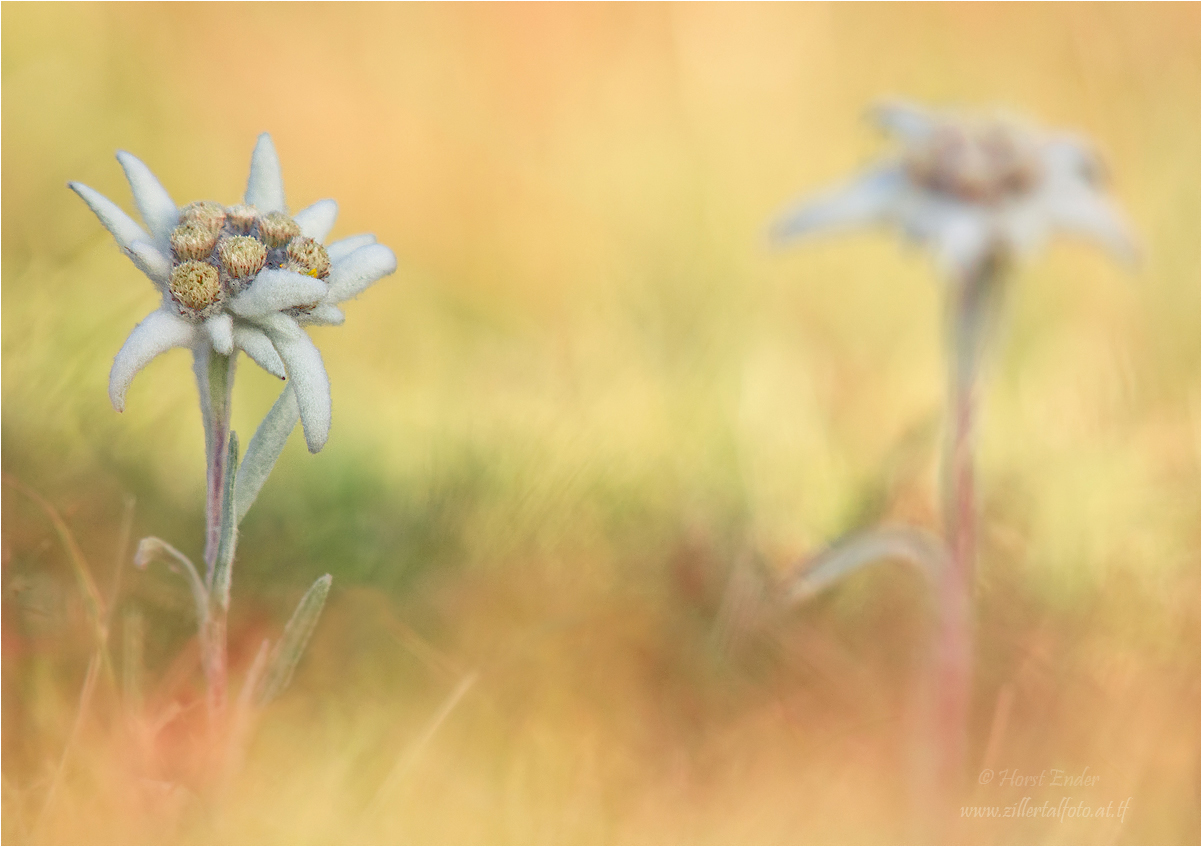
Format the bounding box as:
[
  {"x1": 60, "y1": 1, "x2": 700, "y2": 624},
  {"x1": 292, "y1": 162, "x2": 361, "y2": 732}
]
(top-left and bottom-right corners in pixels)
[
  {"x1": 198, "y1": 349, "x2": 235, "y2": 579},
  {"x1": 194, "y1": 347, "x2": 236, "y2": 729}
]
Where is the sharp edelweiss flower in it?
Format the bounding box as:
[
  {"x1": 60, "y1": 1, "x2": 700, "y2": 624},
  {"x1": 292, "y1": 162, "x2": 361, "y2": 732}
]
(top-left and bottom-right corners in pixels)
[
  {"x1": 771, "y1": 101, "x2": 1138, "y2": 274},
  {"x1": 70, "y1": 134, "x2": 398, "y2": 452}
]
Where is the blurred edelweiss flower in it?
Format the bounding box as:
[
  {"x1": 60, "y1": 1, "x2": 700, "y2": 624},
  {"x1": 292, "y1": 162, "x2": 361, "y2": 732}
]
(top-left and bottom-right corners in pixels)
[
  {"x1": 70, "y1": 134, "x2": 397, "y2": 452},
  {"x1": 772, "y1": 101, "x2": 1137, "y2": 274}
]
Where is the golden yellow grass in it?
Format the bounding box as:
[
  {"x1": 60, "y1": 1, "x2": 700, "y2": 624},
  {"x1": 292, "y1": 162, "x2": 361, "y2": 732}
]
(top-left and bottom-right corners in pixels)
[{"x1": 3, "y1": 3, "x2": 1198, "y2": 843}]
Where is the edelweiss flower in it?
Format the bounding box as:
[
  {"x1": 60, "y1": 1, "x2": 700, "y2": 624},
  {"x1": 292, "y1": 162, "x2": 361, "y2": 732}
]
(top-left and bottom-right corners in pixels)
[
  {"x1": 772, "y1": 101, "x2": 1136, "y2": 274},
  {"x1": 70, "y1": 134, "x2": 397, "y2": 452}
]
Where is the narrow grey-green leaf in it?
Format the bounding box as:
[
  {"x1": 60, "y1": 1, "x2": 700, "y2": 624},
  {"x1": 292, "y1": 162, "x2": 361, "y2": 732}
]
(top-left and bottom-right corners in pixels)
[
  {"x1": 780, "y1": 526, "x2": 949, "y2": 606},
  {"x1": 211, "y1": 432, "x2": 239, "y2": 611},
  {"x1": 133, "y1": 536, "x2": 208, "y2": 629},
  {"x1": 255, "y1": 574, "x2": 332, "y2": 706},
  {"x1": 235, "y1": 386, "x2": 300, "y2": 526}
]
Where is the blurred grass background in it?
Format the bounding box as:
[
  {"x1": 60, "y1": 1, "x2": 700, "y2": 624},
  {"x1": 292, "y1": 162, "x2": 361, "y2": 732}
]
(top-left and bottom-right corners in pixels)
[{"x1": 2, "y1": 3, "x2": 1198, "y2": 843}]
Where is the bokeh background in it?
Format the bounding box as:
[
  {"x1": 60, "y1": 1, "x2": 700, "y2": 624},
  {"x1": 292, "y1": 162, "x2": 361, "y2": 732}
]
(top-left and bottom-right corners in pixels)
[{"x1": 3, "y1": 3, "x2": 1198, "y2": 843}]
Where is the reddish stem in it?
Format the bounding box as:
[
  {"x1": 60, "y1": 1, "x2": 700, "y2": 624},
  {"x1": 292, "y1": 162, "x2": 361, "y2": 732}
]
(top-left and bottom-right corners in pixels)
[
  {"x1": 935, "y1": 383, "x2": 975, "y2": 797},
  {"x1": 933, "y1": 249, "x2": 1001, "y2": 808}
]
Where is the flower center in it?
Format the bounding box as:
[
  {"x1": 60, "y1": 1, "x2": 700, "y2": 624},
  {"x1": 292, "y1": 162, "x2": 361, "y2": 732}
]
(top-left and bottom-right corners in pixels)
[
  {"x1": 169, "y1": 261, "x2": 222, "y2": 313},
  {"x1": 259, "y1": 211, "x2": 301, "y2": 249},
  {"x1": 225, "y1": 204, "x2": 259, "y2": 235},
  {"x1": 218, "y1": 235, "x2": 267, "y2": 281},
  {"x1": 284, "y1": 236, "x2": 331, "y2": 279},
  {"x1": 165, "y1": 203, "x2": 331, "y2": 317},
  {"x1": 170, "y1": 222, "x2": 218, "y2": 262},
  {"x1": 905, "y1": 120, "x2": 1041, "y2": 204},
  {"x1": 180, "y1": 200, "x2": 226, "y2": 234}
]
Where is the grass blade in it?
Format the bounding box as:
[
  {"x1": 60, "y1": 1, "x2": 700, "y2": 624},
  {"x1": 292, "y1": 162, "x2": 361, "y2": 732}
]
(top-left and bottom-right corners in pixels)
[
  {"x1": 368, "y1": 672, "x2": 477, "y2": 814},
  {"x1": 3, "y1": 475, "x2": 118, "y2": 693},
  {"x1": 32, "y1": 653, "x2": 102, "y2": 839},
  {"x1": 223, "y1": 638, "x2": 272, "y2": 790},
  {"x1": 3, "y1": 475, "x2": 105, "y2": 642},
  {"x1": 105, "y1": 495, "x2": 136, "y2": 629},
  {"x1": 121, "y1": 607, "x2": 145, "y2": 722}
]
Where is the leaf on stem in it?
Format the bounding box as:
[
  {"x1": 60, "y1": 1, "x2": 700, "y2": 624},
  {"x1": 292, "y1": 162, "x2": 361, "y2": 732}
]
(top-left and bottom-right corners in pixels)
[
  {"x1": 211, "y1": 432, "x2": 239, "y2": 611},
  {"x1": 235, "y1": 386, "x2": 300, "y2": 526},
  {"x1": 133, "y1": 537, "x2": 209, "y2": 629},
  {"x1": 780, "y1": 525, "x2": 950, "y2": 606},
  {"x1": 255, "y1": 574, "x2": 332, "y2": 706}
]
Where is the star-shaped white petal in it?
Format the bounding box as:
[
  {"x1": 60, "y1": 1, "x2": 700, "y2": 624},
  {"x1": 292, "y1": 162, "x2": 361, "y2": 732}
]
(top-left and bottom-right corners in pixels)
[
  {"x1": 109, "y1": 309, "x2": 197, "y2": 412},
  {"x1": 116, "y1": 151, "x2": 179, "y2": 244},
  {"x1": 258, "y1": 313, "x2": 332, "y2": 453},
  {"x1": 245, "y1": 133, "x2": 287, "y2": 213},
  {"x1": 75, "y1": 133, "x2": 398, "y2": 452},
  {"x1": 772, "y1": 102, "x2": 1138, "y2": 275}
]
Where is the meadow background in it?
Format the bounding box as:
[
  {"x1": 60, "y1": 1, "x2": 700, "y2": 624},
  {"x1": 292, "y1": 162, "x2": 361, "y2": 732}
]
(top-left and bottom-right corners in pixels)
[{"x1": 2, "y1": 3, "x2": 1198, "y2": 843}]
